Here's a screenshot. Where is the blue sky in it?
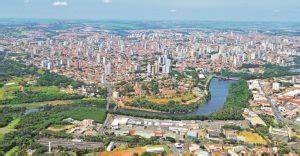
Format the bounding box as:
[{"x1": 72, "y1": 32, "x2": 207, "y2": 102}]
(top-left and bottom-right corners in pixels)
[{"x1": 0, "y1": 0, "x2": 299, "y2": 21}]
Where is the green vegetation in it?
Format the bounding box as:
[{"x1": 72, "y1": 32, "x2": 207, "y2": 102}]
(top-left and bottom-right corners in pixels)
[
  {"x1": 122, "y1": 71, "x2": 211, "y2": 113},
  {"x1": 58, "y1": 107, "x2": 106, "y2": 123},
  {"x1": 126, "y1": 97, "x2": 209, "y2": 113},
  {"x1": 5, "y1": 146, "x2": 19, "y2": 156},
  {"x1": 222, "y1": 63, "x2": 300, "y2": 80},
  {"x1": 37, "y1": 71, "x2": 84, "y2": 88},
  {"x1": 0, "y1": 56, "x2": 37, "y2": 83},
  {"x1": 5, "y1": 118, "x2": 20, "y2": 129},
  {"x1": 0, "y1": 86, "x2": 84, "y2": 105},
  {"x1": 0, "y1": 115, "x2": 13, "y2": 128},
  {"x1": 0, "y1": 99, "x2": 107, "y2": 154},
  {"x1": 259, "y1": 114, "x2": 284, "y2": 128},
  {"x1": 0, "y1": 54, "x2": 109, "y2": 154},
  {"x1": 0, "y1": 100, "x2": 76, "y2": 109}
]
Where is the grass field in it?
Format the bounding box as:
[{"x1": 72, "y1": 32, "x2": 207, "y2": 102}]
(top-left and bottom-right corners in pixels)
[
  {"x1": 238, "y1": 131, "x2": 267, "y2": 145},
  {"x1": 0, "y1": 83, "x2": 77, "y2": 102},
  {"x1": 58, "y1": 107, "x2": 106, "y2": 123}
]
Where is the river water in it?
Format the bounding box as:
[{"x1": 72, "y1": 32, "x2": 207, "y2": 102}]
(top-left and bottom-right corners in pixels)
[
  {"x1": 187, "y1": 78, "x2": 235, "y2": 116},
  {"x1": 290, "y1": 67, "x2": 300, "y2": 73}
]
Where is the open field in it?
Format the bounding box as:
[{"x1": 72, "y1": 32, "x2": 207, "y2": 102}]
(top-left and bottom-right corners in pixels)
[
  {"x1": 238, "y1": 131, "x2": 267, "y2": 145},
  {"x1": 57, "y1": 107, "x2": 106, "y2": 123}
]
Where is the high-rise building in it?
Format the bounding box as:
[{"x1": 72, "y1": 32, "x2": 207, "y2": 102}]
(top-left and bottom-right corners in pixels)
[
  {"x1": 105, "y1": 63, "x2": 112, "y2": 75},
  {"x1": 103, "y1": 57, "x2": 106, "y2": 65},
  {"x1": 101, "y1": 74, "x2": 106, "y2": 83},
  {"x1": 66, "y1": 57, "x2": 72, "y2": 68},
  {"x1": 96, "y1": 53, "x2": 101, "y2": 64},
  {"x1": 272, "y1": 82, "x2": 280, "y2": 91},
  {"x1": 134, "y1": 63, "x2": 141, "y2": 72},
  {"x1": 147, "y1": 63, "x2": 151, "y2": 75}
]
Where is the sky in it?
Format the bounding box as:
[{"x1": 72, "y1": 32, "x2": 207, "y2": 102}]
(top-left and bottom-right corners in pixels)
[{"x1": 0, "y1": 0, "x2": 299, "y2": 21}]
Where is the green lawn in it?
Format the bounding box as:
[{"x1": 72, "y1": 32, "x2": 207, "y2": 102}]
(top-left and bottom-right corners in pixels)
[{"x1": 58, "y1": 107, "x2": 106, "y2": 123}]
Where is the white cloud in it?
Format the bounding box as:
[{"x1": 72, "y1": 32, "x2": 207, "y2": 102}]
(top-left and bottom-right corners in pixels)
[
  {"x1": 24, "y1": 0, "x2": 30, "y2": 3},
  {"x1": 102, "y1": 0, "x2": 112, "y2": 4},
  {"x1": 169, "y1": 9, "x2": 177, "y2": 13},
  {"x1": 53, "y1": 1, "x2": 68, "y2": 6}
]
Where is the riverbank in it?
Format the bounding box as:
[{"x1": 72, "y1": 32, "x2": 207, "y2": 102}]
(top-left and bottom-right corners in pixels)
[{"x1": 112, "y1": 77, "x2": 247, "y2": 120}]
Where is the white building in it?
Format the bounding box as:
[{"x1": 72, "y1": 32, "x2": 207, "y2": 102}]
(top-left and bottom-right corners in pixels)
[{"x1": 272, "y1": 82, "x2": 280, "y2": 91}]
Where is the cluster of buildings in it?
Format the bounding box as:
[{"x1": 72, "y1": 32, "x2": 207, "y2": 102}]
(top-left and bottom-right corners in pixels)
[
  {"x1": 247, "y1": 77, "x2": 300, "y2": 144},
  {"x1": 248, "y1": 76, "x2": 300, "y2": 125},
  {"x1": 2, "y1": 24, "x2": 299, "y2": 88},
  {"x1": 104, "y1": 115, "x2": 299, "y2": 155}
]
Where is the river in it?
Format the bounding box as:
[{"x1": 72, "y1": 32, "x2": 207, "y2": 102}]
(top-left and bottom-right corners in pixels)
[
  {"x1": 186, "y1": 78, "x2": 235, "y2": 116},
  {"x1": 290, "y1": 67, "x2": 300, "y2": 73}
]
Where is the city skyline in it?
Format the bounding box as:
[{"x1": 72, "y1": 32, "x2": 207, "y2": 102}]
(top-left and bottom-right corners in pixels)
[{"x1": 0, "y1": 0, "x2": 300, "y2": 21}]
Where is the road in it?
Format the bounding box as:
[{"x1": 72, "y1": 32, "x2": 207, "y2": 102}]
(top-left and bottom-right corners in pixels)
[
  {"x1": 99, "y1": 113, "x2": 114, "y2": 136},
  {"x1": 106, "y1": 83, "x2": 113, "y2": 111},
  {"x1": 258, "y1": 81, "x2": 284, "y2": 122},
  {"x1": 165, "y1": 142, "x2": 182, "y2": 156}
]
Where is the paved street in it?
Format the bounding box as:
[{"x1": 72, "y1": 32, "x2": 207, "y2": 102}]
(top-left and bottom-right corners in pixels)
[
  {"x1": 258, "y1": 81, "x2": 284, "y2": 122},
  {"x1": 166, "y1": 142, "x2": 182, "y2": 156}
]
